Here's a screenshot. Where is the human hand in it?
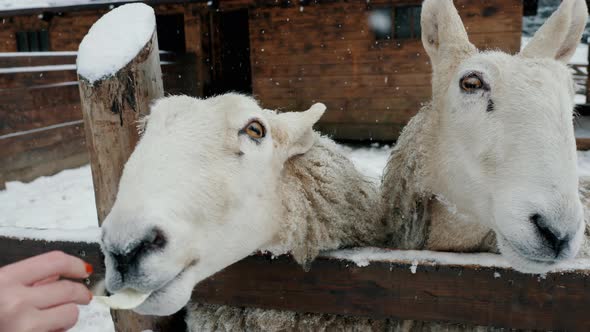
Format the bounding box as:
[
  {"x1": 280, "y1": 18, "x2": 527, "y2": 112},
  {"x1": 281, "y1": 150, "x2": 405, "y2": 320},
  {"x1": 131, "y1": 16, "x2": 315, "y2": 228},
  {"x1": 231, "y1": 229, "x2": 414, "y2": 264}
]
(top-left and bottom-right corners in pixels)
[{"x1": 0, "y1": 251, "x2": 93, "y2": 332}]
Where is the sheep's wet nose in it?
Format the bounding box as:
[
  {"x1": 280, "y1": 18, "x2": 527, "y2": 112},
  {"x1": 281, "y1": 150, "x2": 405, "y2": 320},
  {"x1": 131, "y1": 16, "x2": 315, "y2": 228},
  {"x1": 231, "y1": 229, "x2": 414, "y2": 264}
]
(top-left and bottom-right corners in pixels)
[
  {"x1": 109, "y1": 227, "x2": 167, "y2": 277},
  {"x1": 529, "y1": 213, "x2": 568, "y2": 257}
]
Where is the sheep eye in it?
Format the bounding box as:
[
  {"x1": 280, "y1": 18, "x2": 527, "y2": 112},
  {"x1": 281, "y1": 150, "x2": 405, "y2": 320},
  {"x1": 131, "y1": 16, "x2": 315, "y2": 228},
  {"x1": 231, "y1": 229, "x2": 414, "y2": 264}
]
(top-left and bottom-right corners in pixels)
[
  {"x1": 244, "y1": 120, "x2": 265, "y2": 140},
  {"x1": 460, "y1": 73, "x2": 484, "y2": 93}
]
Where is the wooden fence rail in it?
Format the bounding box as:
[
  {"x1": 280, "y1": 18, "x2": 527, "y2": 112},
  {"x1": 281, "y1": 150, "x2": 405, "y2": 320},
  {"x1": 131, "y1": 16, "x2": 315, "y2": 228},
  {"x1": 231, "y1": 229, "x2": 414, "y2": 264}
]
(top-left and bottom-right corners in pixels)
[
  {"x1": 1, "y1": 235, "x2": 589, "y2": 331},
  {"x1": 0, "y1": 52, "x2": 198, "y2": 187}
]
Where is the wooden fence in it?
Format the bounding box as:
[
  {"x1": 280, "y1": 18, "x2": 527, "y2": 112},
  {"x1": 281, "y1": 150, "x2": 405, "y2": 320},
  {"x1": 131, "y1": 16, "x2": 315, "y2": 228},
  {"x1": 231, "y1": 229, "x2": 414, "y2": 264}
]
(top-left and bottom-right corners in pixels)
[
  {"x1": 0, "y1": 51, "x2": 197, "y2": 188},
  {"x1": 0, "y1": 234, "x2": 589, "y2": 331}
]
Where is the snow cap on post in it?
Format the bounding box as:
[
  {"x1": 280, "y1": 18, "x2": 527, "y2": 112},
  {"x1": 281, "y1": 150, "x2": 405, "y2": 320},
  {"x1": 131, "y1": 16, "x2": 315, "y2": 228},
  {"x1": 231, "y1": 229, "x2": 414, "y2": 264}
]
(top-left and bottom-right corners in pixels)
[{"x1": 77, "y1": 3, "x2": 156, "y2": 83}]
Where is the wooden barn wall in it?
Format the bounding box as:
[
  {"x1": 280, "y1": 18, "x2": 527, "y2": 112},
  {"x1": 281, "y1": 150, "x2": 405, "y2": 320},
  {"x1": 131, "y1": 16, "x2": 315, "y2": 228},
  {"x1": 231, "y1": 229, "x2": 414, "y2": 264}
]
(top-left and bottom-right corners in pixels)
[
  {"x1": 246, "y1": 0, "x2": 523, "y2": 140},
  {"x1": 0, "y1": 3, "x2": 209, "y2": 187}
]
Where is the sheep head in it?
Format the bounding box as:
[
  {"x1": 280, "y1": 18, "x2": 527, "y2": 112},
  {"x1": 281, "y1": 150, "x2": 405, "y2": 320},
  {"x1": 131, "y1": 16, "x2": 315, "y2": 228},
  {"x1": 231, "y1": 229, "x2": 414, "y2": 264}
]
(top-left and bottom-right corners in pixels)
[{"x1": 100, "y1": 94, "x2": 325, "y2": 315}]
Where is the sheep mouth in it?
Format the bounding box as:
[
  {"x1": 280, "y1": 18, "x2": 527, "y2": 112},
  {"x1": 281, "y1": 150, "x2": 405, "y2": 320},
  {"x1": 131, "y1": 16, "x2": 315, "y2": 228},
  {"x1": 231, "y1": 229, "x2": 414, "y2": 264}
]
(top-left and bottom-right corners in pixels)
[{"x1": 137, "y1": 259, "x2": 198, "y2": 306}]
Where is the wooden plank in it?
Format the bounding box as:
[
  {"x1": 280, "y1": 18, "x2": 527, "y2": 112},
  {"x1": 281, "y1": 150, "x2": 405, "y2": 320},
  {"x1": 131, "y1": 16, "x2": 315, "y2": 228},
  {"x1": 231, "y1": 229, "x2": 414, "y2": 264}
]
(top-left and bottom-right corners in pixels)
[
  {"x1": 0, "y1": 63, "x2": 194, "y2": 135},
  {"x1": 0, "y1": 121, "x2": 85, "y2": 158},
  {"x1": 0, "y1": 69, "x2": 78, "y2": 89},
  {"x1": 0, "y1": 84, "x2": 82, "y2": 135},
  {"x1": 0, "y1": 55, "x2": 77, "y2": 68},
  {"x1": 317, "y1": 123, "x2": 405, "y2": 141},
  {"x1": 577, "y1": 138, "x2": 590, "y2": 150},
  {"x1": 1, "y1": 236, "x2": 589, "y2": 331},
  {"x1": 252, "y1": 61, "x2": 432, "y2": 77},
  {"x1": 0, "y1": 121, "x2": 88, "y2": 183},
  {"x1": 192, "y1": 253, "x2": 590, "y2": 331},
  {"x1": 253, "y1": 84, "x2": 431, "y2": 100}
]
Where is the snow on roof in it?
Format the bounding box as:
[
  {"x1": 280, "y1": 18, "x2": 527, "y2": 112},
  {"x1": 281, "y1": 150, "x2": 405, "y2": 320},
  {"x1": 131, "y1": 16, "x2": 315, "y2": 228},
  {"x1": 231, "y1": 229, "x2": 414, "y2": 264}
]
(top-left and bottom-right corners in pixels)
[
  {"x1": 0, "y1": 0, "x2": 206, "y2": 15},
  {"x1": 0, "y1": 0, "x2": 127, "y2": 12},
  {"x1": 76, "y1": 2, "x2": 155, "y2": 83}
]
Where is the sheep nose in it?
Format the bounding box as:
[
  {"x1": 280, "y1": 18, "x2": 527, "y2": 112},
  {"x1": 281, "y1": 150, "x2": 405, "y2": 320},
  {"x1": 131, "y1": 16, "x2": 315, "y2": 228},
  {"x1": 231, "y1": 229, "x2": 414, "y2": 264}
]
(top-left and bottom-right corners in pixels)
[
  {"x1": 108, "y1": 227, "x2": 167, "y2": 277},
  {"x1": 529, "y1": 213, "x2": 568, "y2": 257}
]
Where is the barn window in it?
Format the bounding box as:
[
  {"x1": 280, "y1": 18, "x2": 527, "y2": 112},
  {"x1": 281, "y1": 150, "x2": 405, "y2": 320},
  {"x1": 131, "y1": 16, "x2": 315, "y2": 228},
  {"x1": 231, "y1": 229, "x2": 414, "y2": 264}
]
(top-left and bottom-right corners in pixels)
[
  {"x1": 155, "y1": 14, "x2": 186, "y2": 53},
  {"x1": 394, "y1": 5, "x2": 421, "y2": 39},
  {"x1": 369, "y1": 6, "x2": 422, "y2": 41},
  {"x1": 16, "y1": 30, "x2": 50, "y2": 52}
]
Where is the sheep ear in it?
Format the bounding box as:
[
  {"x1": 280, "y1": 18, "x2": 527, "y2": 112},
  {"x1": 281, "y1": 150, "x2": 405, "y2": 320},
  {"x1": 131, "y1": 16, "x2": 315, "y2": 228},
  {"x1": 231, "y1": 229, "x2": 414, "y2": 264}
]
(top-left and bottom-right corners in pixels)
[
  {"x1": 274, "y1": 103, "x2": 325, "y2": 157},
  {"x1": 421, "y1": 0, "x2": 476, "y2": 68},
  {"x1": 521, "y1": 0, "x2": 588, "y2": 63}
]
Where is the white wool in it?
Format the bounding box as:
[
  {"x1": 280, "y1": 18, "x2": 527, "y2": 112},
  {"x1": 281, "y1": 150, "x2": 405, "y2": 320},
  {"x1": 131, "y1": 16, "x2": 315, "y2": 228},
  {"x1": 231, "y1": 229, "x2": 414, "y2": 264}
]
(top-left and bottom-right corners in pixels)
[
  {"x1": 77, "y1": 3, "x2": 155, "y2": 83},
  {"x1": 383, "y1": 0, "x2": 589, "y2": 275}
]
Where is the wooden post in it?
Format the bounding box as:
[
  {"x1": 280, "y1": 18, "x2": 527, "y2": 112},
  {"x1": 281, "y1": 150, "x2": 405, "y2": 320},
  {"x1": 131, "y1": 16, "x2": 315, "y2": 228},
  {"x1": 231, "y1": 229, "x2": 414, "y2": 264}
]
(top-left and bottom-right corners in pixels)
[
  {"x1": 78, "y1": 30, "x2": 163, "y2": 222},
  {"x1": 78, "y1": 17, "x2": 185, "y2": 332}
]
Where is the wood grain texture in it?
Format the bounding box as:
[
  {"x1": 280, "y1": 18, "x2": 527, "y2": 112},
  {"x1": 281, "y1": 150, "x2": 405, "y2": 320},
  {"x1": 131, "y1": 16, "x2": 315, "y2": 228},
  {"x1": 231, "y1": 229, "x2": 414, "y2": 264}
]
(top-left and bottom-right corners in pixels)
[
  {"x1": 78, "y1": 31, "x2": 164, "y2": 222},
  {"x1": 0, "y1": 121, "x2": 88, "y2": 183},
  {"x1": 0, "y1": 237, "x2": 589, "y2": 331},
  {"x1": 78, "y1": 27, "x2": 167, "y2": 331},
  {"x1": 247, "y1": 0, "x2": 522, "y2": 140},
  {"x1": 193, "y1": 253, "x2": 590, "y2": 331}
]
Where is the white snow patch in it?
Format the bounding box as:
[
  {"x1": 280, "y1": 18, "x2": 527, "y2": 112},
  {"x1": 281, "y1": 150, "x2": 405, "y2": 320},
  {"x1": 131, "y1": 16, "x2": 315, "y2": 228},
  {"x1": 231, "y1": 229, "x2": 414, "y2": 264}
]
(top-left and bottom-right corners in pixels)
[
  {"x1": 0, "y1": 165, "x2": 98, "y2": 229},
  {"x1": 69, "y1": 299, "x2": 115, "y2": 332},
  {"x1": 77, "y1": 3, "x2": 155, "y2": 83},
  {"x1": 341, "y1": 143, "x2": 392, "y2": 184},
  {"x1": 410, "y1": 260, "x2": 418, "y2": 274},
  {"x1": 493, "y1": 271, "x2": 501, "y2": 278},
  {"x1": 324, "y1": 247, "x2": 512, "y2": 269},
  {"x1": 0, "y1": 64, "x2": 76, "y2": 74},
  {"x1": 0, "y1": 0, "x2": 130, "y2": 11},
  {"x1": 323, "y1": 247, "x2": 590, "y2": 272}
]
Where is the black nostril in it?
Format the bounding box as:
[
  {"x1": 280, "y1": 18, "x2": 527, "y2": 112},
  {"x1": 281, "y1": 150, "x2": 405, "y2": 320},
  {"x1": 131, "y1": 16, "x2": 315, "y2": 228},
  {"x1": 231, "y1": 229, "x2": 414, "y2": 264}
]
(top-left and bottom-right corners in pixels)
[
  {"x1": 530, "y1": 213, "x2": 566, "y2": 257},
  {"x1": 146, "y1": 227, "x2": 167, "y2": 249},
  {"x1": 110, "y1": 227, "x2": 167, "y2": 276}
]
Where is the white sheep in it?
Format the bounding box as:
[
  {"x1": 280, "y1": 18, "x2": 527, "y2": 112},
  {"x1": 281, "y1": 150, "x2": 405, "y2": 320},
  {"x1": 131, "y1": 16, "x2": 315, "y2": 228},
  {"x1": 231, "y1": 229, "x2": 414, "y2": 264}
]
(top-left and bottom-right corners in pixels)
[
  {"x1": 382, "y1": 0, "x2": 588, "y2": 274},
  {"x1": 100, "y1": 93, "x2": 388, "y2": 316}
]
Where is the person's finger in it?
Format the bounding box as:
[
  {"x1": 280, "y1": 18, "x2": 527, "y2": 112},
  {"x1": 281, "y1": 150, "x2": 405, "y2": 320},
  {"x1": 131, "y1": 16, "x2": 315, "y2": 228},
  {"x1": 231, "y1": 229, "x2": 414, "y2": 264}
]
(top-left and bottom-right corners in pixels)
[
  {"x1": 36, "y1": 303, "x2": 80, "y2": 332},
  {"x1": 32, "y1": 275, "x2": 60, "y2": 287},
  {"x1": 1, "y1": 251, "x2": 92, "y2": 285},
  {"x1": 27, "y1": 280, "x2": 92, "y2": 309}
]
